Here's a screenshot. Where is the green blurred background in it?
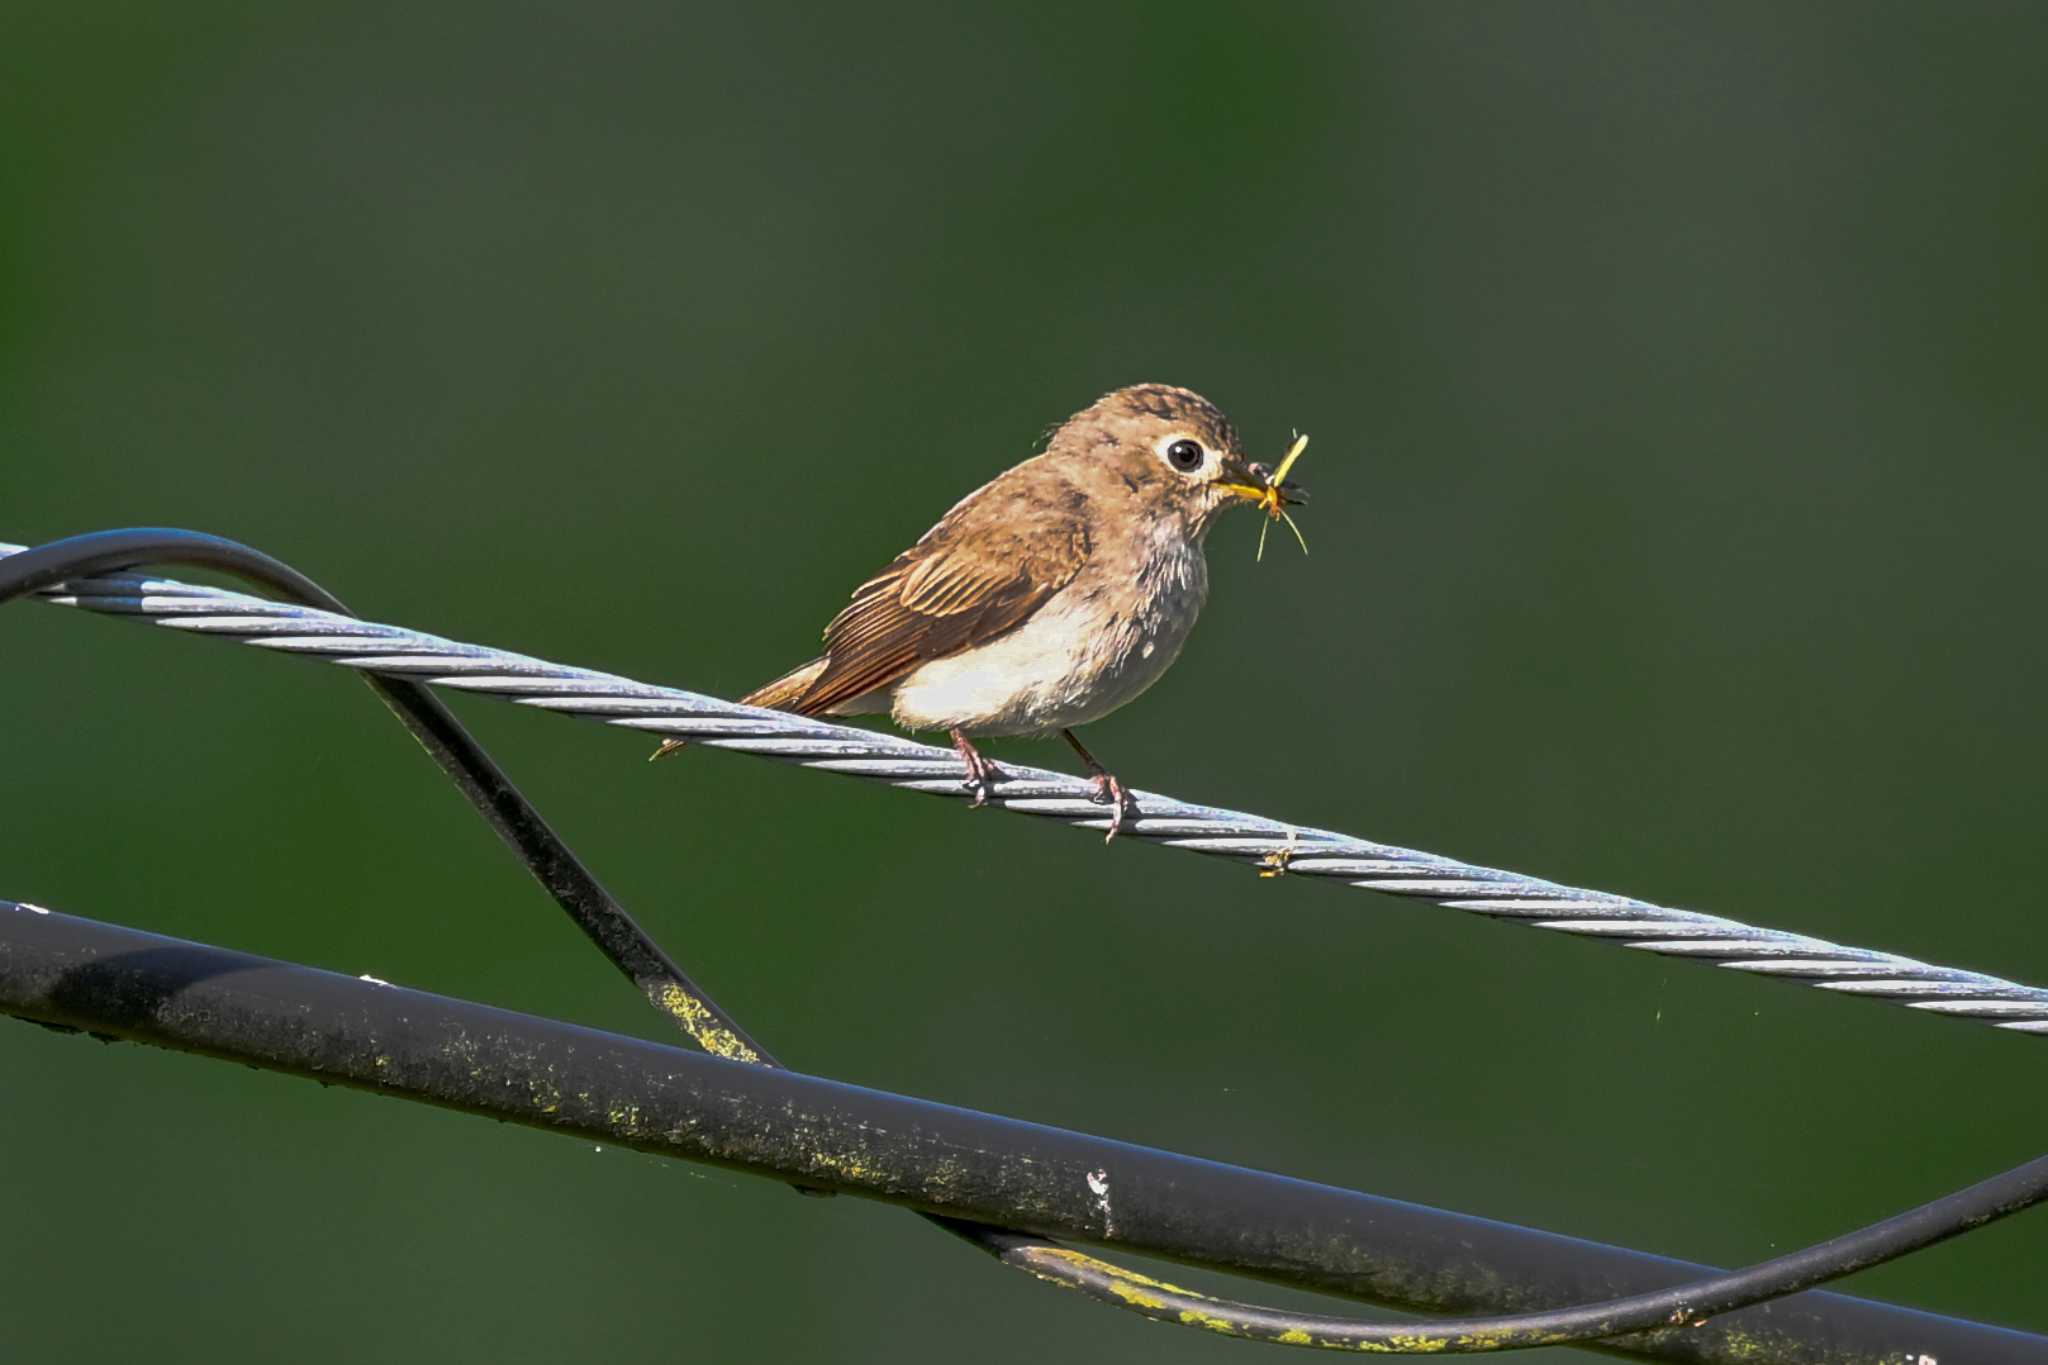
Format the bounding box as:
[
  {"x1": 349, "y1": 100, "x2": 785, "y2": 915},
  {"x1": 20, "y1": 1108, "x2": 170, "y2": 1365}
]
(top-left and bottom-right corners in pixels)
[{"x1": 4, "y1": 2, "x2": 2044, "y2": 1359}]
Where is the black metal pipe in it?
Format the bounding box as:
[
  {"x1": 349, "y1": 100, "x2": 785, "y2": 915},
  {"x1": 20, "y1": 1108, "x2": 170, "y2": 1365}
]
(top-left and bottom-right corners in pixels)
[{"x1": 5, "y1": 902, "x2": 2039, "y2": 1364}]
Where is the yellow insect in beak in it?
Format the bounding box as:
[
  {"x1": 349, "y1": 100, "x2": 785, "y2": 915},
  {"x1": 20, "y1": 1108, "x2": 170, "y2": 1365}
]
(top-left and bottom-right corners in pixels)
[{"x1": 1223, "y1": 432, "x2": 1310, "y2": 562}]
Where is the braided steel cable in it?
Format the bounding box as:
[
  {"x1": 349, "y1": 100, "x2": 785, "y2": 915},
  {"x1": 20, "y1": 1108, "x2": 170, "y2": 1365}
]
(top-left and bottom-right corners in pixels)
[{"x1": 8, "y1": 537, "x2": 2044, "y2": 1037}]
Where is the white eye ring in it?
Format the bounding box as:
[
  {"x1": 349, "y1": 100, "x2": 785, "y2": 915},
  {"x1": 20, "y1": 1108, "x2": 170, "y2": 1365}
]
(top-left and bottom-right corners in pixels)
[{"x1": 1157, "y1": 435, "x2": 1211, "y2": 475}]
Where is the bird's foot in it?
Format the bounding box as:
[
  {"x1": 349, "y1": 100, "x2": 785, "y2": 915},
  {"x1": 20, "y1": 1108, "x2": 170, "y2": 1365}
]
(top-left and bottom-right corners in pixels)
[
  {"x1": 1087, "y1": 770, "x2": 1136, "y2": 843},
  {"x1": 649, "y1": 737, "x2": 688, "y2": 762},
  {"x1": 961, "y1": 761, "x2": 1007, "y2": 808},
  {"x1": 951, "y1": 729, "x2": 1004, "y2": 808},
  {"x1": 1059, "y1": 729, "x2": 1136, "y2": 843}
]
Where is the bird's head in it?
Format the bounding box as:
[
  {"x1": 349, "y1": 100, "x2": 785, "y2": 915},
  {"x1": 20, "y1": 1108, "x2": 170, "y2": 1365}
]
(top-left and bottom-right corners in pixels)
[{"x1": 1048, "y1": 383, "x2": 1308, "y2": 549}]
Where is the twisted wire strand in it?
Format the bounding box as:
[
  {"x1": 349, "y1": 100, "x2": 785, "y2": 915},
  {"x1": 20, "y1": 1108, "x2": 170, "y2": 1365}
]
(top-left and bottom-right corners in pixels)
[{"x1": 10, "y1": 539, "x2": 2043, "y2": 1037}]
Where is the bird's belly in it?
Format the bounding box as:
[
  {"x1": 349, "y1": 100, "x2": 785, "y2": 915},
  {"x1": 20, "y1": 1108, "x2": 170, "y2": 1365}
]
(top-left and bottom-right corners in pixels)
[{"x1": 888, "y1": 548, "x2": 1207, "y2": 738}]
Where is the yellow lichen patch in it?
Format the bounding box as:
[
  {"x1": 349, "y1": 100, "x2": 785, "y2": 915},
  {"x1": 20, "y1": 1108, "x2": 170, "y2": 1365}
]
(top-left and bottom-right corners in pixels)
[
  {"x1": 1029, "y1": 1248, "x2": 1196, "y2": 1297},
  {"x1": 923, "y1": 1155, "x2": 972, "y2": 1197},
  {"x1": 527, "y1": 1075, "x2": 565, "y2": 1116},
  {"x1": 1277, "y1": 1328, "x2": 1314, "y2": 1346},
  {"x1": 803, "y1": 1149, "x2": 876, "y2": 1184},
  {"x1": 1453, "y1": 1330, "x2": 1563, "y2": 1351},
  {"x1": 1025, "y1": 1247, "x2": 1222, "y2": 1314},
  {"x1": 1107, "y1": 1281, "x2": 1169, "y2": 1312},
  {"x1": 657, "y1": 982, "x2": 763, "y2": 1063},
  {"x1": 1695, "y1": 1328, "x2": 1785, "y2": 1362},
  {"x1": 1179, "y1": 1308, "x2": 1248, "y2": 1336},
  {"x1": 1386, "y1": 1334, "x2": 1451, "y2": 1353}
]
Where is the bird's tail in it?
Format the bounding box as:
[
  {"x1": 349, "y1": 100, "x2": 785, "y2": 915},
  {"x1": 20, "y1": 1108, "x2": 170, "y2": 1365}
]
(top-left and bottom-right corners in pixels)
[
  {"x1": 648, "y1": 658, "x2": 827, "y2": 761},
  {"x1": 738, "y1": 658, "x2": 828, "y2": 712}
]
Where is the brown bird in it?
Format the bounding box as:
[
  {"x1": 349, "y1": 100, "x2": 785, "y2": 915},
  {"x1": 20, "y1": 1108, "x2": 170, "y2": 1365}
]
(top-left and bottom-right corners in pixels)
[{"x1": 655, "y1": 383, "x2": 1305, "y2": 839}]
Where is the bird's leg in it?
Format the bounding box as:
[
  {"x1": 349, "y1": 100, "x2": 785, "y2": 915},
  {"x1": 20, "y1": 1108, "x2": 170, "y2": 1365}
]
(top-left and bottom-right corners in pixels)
[
  {"x1": 1061, "y1": 729, "x2": 1135, "y2": 842},
  {"x1": 950, "y1": 728, "x2": 1004, "y2": 807}
]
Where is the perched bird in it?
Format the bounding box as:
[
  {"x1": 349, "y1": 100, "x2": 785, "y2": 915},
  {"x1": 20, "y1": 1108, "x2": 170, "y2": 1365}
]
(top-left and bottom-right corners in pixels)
[{"x1": 655, "y1": 383, "x2": 1305, "y2": 838}]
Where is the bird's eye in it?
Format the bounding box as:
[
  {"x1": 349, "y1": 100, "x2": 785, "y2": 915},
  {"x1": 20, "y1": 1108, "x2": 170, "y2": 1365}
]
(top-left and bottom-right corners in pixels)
[{"x1": 1165, "y1": 439, "x2": 1206, "y2": 472}]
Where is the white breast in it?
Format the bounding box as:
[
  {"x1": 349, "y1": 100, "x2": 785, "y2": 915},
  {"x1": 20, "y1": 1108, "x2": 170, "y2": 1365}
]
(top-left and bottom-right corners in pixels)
[{"x1": 887, "y1": 530, "x2": 1209, "y2": 738}]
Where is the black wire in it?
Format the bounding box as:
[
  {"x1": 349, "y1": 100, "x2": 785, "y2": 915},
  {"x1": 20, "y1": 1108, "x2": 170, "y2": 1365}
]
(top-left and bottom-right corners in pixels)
[
  {"x1": 972, "y1": 1154, "x2": 2048, "y2": 1350},
  {"x1": 7, "y1": 527, "x2": 2042, "y2": 1355},
  {"x1": 0, "y1": 529, "x2": 772, "y2": 1063}
]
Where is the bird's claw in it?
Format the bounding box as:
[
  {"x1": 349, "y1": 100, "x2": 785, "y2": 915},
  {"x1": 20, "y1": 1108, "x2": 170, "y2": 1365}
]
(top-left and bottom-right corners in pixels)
[
  {"x1": 953, "y1": 737, "x2": 1005, "y2": 809},
  {"x1": 961, "y1": 771, "x2": 998, "y2": 808},
  {"x1": 1088, "y1": 771, "x2": 1136, "y2": 843}
]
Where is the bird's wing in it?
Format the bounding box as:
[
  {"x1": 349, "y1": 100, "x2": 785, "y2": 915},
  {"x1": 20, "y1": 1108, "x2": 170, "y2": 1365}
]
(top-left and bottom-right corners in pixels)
[{"x1": 792, "y1": 502, "x2": 1091, "y2": 717}]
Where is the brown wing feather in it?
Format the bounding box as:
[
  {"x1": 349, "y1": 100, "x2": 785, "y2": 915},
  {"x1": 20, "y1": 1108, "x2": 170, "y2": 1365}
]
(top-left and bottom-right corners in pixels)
[{"x1": 791, "y1": 495, "x2": 1091, "y2": 717}]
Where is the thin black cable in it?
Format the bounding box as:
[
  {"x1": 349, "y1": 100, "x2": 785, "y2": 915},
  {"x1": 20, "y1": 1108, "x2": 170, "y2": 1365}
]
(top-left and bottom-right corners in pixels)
[
  {"x1": 0, "y1": 529, "x2": 770, "y2": 1063},
  {"x1": 971, "y1": 1153, "x2": 2048, "y2": 1350},
  {"x1": 6, "y1": 527, "x2": 2041, "y2": 1355}
]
